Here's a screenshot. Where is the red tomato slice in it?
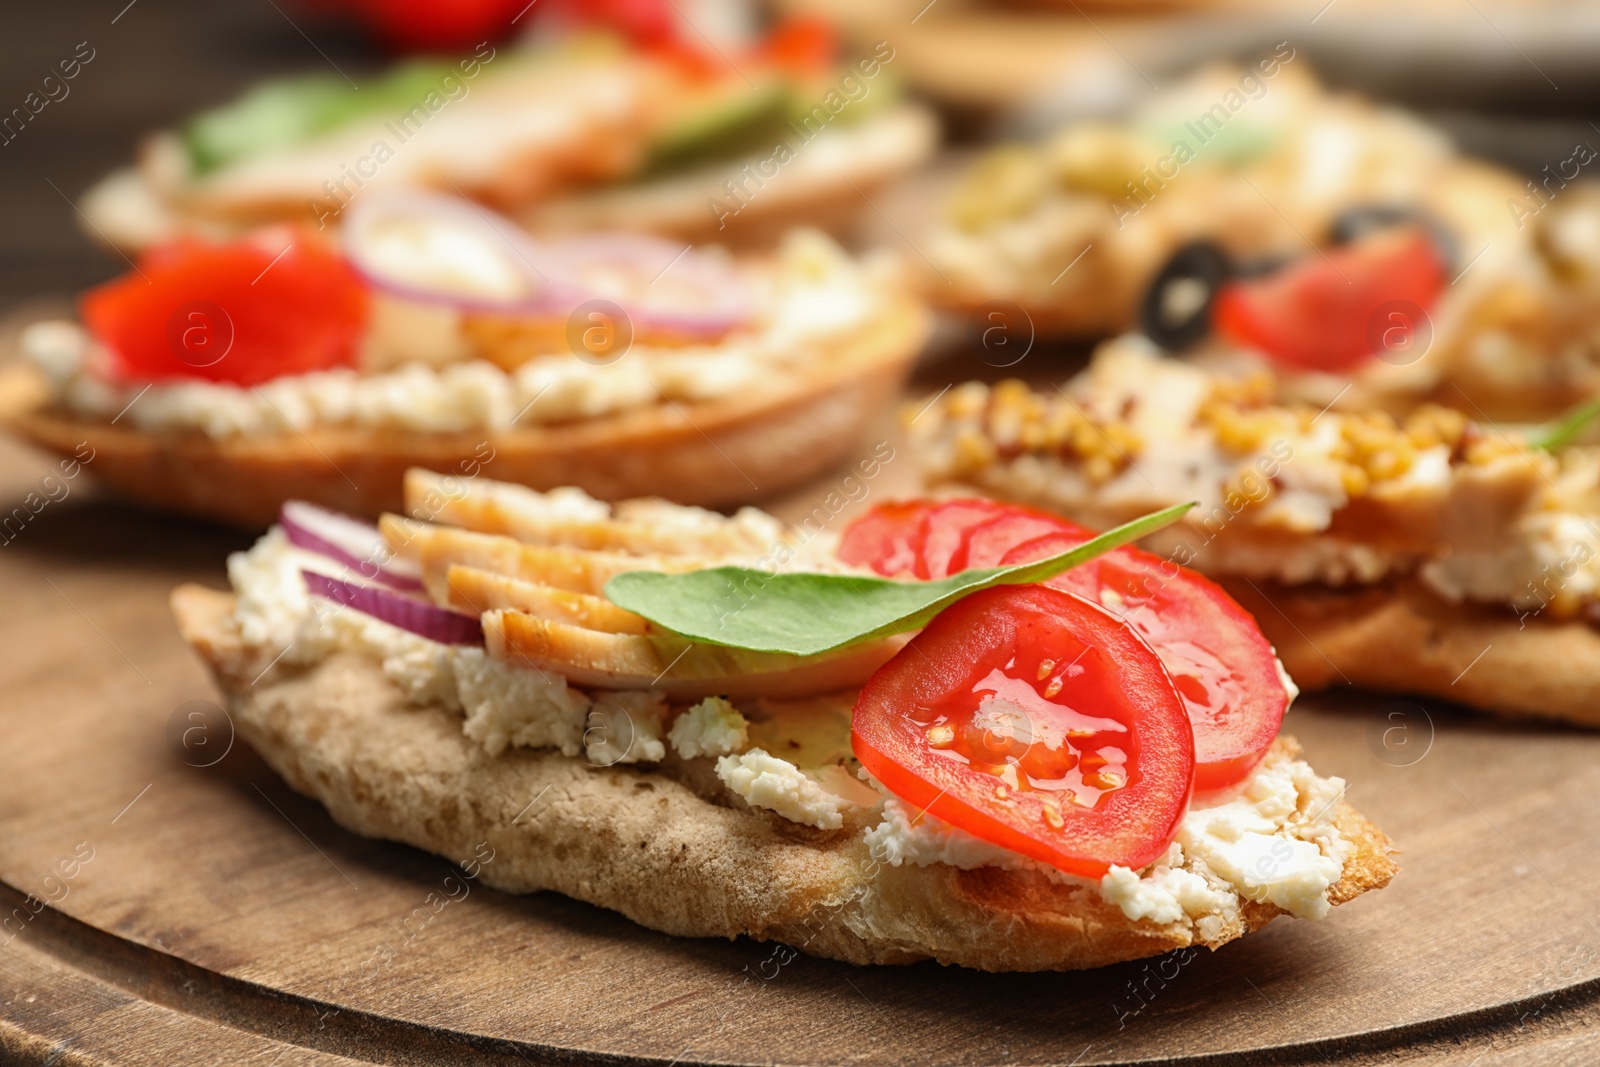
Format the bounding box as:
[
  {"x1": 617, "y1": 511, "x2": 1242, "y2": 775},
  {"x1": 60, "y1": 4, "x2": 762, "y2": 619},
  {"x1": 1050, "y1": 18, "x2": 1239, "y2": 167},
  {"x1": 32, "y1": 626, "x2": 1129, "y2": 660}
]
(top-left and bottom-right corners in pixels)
[
  {"x1": 919, "y1": 500, "x2": 1014, "y2": 578},
  {"x1": 81, "y1": 229, "x2": 369, "y2": 387},
  {"x1": 959, "y1": 507, "x2": 1083, "y2": 571},
  {"x1": 838, "y1": 500, "x2": 933, "y2": 579},
  {"x1": 339, "y1": 0, "x2": 530, "y2": 52},
  {"x1": 749, "y1": 16, "x2": 839, "y2": 76},
  {"x1": 839, "y1": 499, "x2": 1288, "y2": 789},
  {"x1": 853, "y1": 584, "x2": 1194, "y2": 878},
  {"x1": 999, "y1": 533, "x2": 1287, "y2": 792},
  {"x1": 1212, "y1": 227, "x2": 1445, "y2": 373},
  {"x1": 838, "y1": 498, "x2": 1061, "y2": 580}
]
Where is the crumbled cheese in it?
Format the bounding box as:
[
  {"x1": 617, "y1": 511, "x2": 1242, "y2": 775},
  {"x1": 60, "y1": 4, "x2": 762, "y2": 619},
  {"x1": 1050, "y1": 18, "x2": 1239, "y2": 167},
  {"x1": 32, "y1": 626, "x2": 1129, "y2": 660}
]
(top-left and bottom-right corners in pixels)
[
  {"x1": 864, "y1": 748, "x2": 1354, "y2": 928},
  {"x1": 1100, "y1": 847, "x2": 1236, "y2": 925},
  {"x1": 455, "y1": 648, "x2": 591, "y2": 757},
  {"x1": 584, "y1": 690, "x2": 667, "y2": 765},
  {"x1": 1275, "y1": 656, "x2": 1301, "y2": 707},
  {"x1": 668, "y1": 696, "x2": 750, "y2": 759},
  {"x1": 716, "y1": 748, "x2": 850, "y2": 830},
  {"x1": 865, "y1": 790, "x2": 1066, "y2": 876},
  {"x1": 1174, "y1": 755, "x2": 1347, "y2": 920}
]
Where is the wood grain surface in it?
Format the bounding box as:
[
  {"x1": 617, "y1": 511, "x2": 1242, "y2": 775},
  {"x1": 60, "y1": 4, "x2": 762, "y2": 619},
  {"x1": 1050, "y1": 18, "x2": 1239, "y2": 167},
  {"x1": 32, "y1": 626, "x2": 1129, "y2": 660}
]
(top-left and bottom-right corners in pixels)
[
  {"x1": 5, "y1": 2, "x2": 1600, "y2": 1062},
  {"x1": 4, "y1": 337, "x2": 1600, "y2": 1064}
]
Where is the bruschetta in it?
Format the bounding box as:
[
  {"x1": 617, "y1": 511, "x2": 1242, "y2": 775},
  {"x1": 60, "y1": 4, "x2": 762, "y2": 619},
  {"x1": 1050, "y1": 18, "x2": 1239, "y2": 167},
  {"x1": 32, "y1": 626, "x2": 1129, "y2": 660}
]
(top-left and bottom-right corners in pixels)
[
  {"x1": 3, "y1": 197, "x2": 928, "y2": 527},
  {"x1": 80, "y1": 23, "x2": 936, "y2": 253},
  {"x1": 908, "y1": 337, "x2": 1600, "y2": 723},
  {"x1": 170, "y1": 471, "x2": 1394, "y2": 971}
]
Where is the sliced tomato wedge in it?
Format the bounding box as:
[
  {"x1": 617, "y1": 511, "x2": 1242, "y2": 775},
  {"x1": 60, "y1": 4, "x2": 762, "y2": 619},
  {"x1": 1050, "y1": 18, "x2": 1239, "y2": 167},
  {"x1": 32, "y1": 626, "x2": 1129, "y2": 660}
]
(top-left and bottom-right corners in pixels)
[
  {"x1": 81, "y1": 228, "x2": 369, "y2": 387},
  {"x1": 1000, "y1": 532, "x2": 1287, "y2": 792},
  {"x1": 1212, "y1": 226, "x2": 1445, "y2": 373},
  {"x1": 748, "y1": 16, "x2": 839, "y2": 76},
  {"x1": 839, "y1": 498, "x2": 1288, "y2": 790},
  {"x1": 838, "y1": 500, "x2": 935, "y2": 579},
  {"x1": 853, "y1": 584, "x2": 1194, "y2": 878},
  {"x1": 918, "y1": 500, "x2": 1014, "y2": 579}
]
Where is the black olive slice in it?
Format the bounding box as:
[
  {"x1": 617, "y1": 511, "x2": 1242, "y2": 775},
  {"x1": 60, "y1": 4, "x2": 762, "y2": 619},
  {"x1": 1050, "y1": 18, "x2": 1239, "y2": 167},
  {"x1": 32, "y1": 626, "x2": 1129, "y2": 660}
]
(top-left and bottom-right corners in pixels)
[{"x1": 1139, "y1": 241, "x2": 1233, "y2": 350}]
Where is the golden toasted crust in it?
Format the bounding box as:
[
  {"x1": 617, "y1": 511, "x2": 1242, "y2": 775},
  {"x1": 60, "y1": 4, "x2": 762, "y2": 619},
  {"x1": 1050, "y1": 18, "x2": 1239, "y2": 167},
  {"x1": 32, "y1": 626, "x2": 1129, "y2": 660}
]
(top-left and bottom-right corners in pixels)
[
  {"x1": 1, "y1": 298, "x2": 925, "y2": 528},
  {"x1": 172, "y1": 583, "x2": 1396, "y2": 971},
  {"x1": 1223, "y1": 577, "x2": 1600, "y2": 727}
]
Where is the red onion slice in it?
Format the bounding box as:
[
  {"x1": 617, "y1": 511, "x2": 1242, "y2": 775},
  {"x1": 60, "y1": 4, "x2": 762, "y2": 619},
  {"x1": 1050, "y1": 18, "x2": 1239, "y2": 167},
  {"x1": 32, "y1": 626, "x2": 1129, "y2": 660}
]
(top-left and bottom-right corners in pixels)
[
  {"x1": 341, "y1": 190, "x2": 583, "y2": 315},
  {"x1": 281, "y1": 500, "x2": 423, "y2": 592},
  {"x1": 548, "y1": 233, "x2": 753, "y2": 338},
  {"x1": 302, "y1": 570, "x2": 484, "y2": 646},
  {"x1": 342, "y1": 192, "x2": 753, "y2": 339}
]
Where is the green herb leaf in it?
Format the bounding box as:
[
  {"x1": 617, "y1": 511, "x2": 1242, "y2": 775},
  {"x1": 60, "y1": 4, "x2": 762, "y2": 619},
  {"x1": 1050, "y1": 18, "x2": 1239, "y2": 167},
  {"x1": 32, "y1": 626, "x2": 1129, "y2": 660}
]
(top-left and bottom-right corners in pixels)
[
  {"x1": 1529, "y1": 395, "x2": 1600, "y2": 452},
  {"x1": 603, "y1": 502, "x2": 1195, "y2": 657}
]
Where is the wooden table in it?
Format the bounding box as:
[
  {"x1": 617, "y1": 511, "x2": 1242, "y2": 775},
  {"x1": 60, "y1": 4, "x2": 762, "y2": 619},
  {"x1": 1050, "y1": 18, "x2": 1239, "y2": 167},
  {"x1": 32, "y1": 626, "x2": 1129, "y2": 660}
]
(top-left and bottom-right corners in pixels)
[
  {"x1": 5, "y1": 326, "x2": 1600, "y2": 1063},
  {"x1": 6, "y1": 1, "x2": 1600, "y2": 1062}
]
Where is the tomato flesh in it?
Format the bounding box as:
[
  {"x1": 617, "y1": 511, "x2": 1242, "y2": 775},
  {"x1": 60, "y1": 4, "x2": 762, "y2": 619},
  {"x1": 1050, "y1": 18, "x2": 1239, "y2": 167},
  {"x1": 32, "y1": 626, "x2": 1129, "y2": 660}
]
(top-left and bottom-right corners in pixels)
[
  {"x1": 1213, "y1": 227, "x2": 1446, "y2": 373},
  {"x1": 840, "y1": 498, "x2": 1287, "y2": 790},
  {"x1": 81, "y1": 229, "x2": 369, "y2": 387},
  {"x1": 749, "y1": 16, "x2": 839, "y2": 76},
  {"x1": 1000, "y1": 532, "x2": 1287, "y2": 791},
  {"x1": 852, "y1": 585, "x2": 1194, "y2": 878},
  {"x1": 838, "y1": 500, "x2": 934, "y2": 579}
]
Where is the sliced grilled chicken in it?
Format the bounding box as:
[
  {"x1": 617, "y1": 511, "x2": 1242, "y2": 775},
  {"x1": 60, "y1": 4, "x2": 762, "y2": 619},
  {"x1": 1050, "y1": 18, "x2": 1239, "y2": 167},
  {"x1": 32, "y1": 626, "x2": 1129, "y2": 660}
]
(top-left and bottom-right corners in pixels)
[
  {"x1": 380, "y1": 515, "x2": 708, "y2": 601},
  {"x1": 484, "y1": 609, "x2": 904, "y2": 700},
  {"x1": 404, "y1": 468, "x2": 782, "y2": 558},
  {"x1": 442, "y1": 564, "x2": 651, "y2": 635}
]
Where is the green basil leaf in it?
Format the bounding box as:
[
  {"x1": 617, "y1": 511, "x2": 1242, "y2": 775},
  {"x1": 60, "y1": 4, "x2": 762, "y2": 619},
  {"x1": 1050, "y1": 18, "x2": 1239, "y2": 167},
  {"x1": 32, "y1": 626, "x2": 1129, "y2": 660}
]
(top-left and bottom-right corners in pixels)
[{"x1": 603, "y1": 502, "x2": 1194, "y2": 657}]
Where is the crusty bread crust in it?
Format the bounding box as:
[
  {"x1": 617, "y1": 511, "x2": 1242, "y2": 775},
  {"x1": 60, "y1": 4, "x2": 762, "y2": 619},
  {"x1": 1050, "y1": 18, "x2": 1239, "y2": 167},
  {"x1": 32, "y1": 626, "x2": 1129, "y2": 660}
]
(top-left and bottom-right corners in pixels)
[
  {"x1": 1222, "y1": 577, "x2": 1600, "y2": 727},
  {"x1": 1, "y1": 297, "x2": 926, "y2": 528},
  {"x1": 172, "y1": 583, "x2": 1397, "y2": 971}
]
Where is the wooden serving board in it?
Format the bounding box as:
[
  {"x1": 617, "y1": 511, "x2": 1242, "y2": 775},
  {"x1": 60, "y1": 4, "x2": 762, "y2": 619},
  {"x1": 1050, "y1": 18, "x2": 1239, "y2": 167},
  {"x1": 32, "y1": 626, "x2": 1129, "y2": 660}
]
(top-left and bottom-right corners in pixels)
[{"x1": 3, "y1": 345, "x2": 1600, "y2": 1065}]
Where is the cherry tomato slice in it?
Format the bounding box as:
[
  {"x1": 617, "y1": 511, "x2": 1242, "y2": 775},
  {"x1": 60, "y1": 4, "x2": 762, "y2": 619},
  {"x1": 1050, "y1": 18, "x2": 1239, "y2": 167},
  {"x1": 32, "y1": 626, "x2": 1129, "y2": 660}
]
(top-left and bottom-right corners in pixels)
[
  {"x1": 853, "y1": 584, "x2": 1194, "y2": 878},
  {"x1": 839, "y1": 499, "x2": 1289, "y2": 789},
  {"x1": 839, "y1": 498, "x2": 1063, "y2": 580},
  {"x1": 1212, "y1": 227, "x2": 1445, "y2": 373},
  {"x1": 959, "y1": 507, "x2": 1083, "y2": 571},
  {"x1": 999, "y1": 533, "x2": 1287, "y2": 792},
  {"x1": 336, "y1": 0, "x2": 530, "y2": 52},
  {"x1": 81, "y1": 229, "x2": 369, "y2": 387},
  {"x1": 748, "y1": 16, "x2": 839, "y2": 76},
  {"x1": 919, "y1": 500, "x2": 1015, "y2": 578},
  {"x1": 838, "y1": 500, "x2": 934, "y2": 579}
]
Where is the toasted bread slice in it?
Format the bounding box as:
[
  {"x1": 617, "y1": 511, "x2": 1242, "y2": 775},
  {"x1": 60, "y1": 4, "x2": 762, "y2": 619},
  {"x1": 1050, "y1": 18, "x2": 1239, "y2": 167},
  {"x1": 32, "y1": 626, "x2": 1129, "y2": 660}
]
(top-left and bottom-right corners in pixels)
[
  {"x1": 0, "y1": 295, "x2": 925, "y2": 528},
  {"x1": 171, "y1": 582, "x2": 1396, "y2": 971},
  {"x1": 1223, "y1": 577, "x2": 1600, "y2": 727}
]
